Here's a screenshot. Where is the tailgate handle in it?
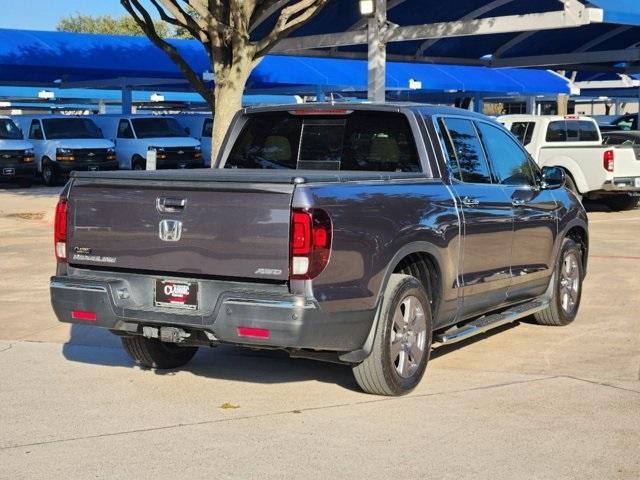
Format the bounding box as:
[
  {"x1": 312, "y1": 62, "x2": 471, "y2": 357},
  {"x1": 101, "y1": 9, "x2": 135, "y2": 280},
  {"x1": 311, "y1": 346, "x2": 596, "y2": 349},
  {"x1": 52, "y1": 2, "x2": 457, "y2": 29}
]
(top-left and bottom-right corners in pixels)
[{"x1": 156, "y1": 197, "x2": 186, "y2": 213}]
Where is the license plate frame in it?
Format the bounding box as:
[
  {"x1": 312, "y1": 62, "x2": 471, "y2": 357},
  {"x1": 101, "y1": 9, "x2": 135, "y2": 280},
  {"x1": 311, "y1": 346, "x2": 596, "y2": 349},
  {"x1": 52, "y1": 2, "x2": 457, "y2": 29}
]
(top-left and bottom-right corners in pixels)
[
  {"x1": 88, "y1": 165, "x2": 99, "y2": 172},
  {"x1": 2, "y1": 168, "x2": 15, "y2": 176},
  {"x1": 154, "y1": 279, "x2": 198, "y2": 310},
  {"x1": 634, "y1": 178, "x2": 640, "y2": 188}
]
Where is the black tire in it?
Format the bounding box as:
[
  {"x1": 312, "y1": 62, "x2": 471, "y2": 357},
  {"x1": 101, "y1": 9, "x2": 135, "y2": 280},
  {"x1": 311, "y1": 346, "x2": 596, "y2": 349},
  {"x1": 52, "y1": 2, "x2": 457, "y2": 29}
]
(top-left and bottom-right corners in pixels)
[
  {"x1": 534, "y1": 238, "x2": 583, "y2": 326},
  {"x1": 603, "y1": 194, "x2": 638, "y2": 212},
  {"x1": 121, "y1": 336, "x2": 198, "y2": 369},
  {"x1": 564, "y1": 173, "x2": 582, "y2": 202},
  {"x1": 352, "y1": 274, "x2": 432, "y2": 396},
  {"x1": 132, "y1": 156, "x2": 145, "y2": 170},
  {"x1": 42, "y1": 161, "x2": 57, "y2": 187}
]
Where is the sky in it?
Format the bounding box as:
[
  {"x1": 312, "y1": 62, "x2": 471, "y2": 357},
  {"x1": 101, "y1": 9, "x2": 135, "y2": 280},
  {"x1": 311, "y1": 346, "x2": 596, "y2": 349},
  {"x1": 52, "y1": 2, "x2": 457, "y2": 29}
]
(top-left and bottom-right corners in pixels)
[{"x1": 0, "y1": 0, "x2": 156, "y2": 31}]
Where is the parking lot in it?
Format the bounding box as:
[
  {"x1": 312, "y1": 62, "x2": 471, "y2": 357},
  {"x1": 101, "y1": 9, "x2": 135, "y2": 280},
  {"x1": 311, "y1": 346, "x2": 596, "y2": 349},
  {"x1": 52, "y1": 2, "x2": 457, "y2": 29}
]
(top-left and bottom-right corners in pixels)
[{"x1": 0, "y1": 185, "x2": 638, "y2": 480}]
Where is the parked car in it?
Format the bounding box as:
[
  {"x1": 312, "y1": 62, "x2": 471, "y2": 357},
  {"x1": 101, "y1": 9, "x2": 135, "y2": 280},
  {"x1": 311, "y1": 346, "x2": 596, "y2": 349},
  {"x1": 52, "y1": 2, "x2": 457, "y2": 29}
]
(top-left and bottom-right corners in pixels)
[
  {"x1": 51, "y1": 104, "x2": 588, "y2": 396},
  {"x1": 499, "y1": 114, "x2": 640, "y2": 211},
  {"x1": 0, "y1": 116, "x2": 36, "y2": 187},
  {"x1": 92, "y1": 115, "x2": 203, "y2": 170},
  {"x1": 174, "y1": 114, "x2": 213, "y2": 166},
  {"x1": 598, "y1": 114, "x2": 638, "y2": 132},
  {"x1": 13, "y1": 115, "x2": 117, "y2": 186}
]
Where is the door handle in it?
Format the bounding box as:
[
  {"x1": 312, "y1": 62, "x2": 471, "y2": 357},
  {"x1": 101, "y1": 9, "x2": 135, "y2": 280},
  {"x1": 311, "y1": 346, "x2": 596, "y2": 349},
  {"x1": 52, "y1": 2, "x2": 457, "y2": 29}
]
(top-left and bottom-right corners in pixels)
[
  {"x1": 461, "y1": 196, "x2": 480, "y2": 207},
  {"x1": 512, "y1": 198, "x2": 527, "y2": 207},
  {"x1": 156, "y1": 197, "x2": 187, "y2": 213}
]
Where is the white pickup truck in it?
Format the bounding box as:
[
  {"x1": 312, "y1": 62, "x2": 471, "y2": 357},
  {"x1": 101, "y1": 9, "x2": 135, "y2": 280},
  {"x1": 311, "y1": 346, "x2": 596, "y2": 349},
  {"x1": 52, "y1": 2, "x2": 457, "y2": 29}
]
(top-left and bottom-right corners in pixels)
[{"x1": 498, "y1": 115, "x2": 640, "y2": 211}]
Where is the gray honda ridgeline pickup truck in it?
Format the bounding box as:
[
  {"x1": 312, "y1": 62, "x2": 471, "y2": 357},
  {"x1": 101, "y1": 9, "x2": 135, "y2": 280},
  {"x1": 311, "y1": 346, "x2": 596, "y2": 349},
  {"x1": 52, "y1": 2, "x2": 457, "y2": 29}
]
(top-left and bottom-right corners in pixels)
[{"x1": 51, "y1": 104, "x2": 588, "y2": 396}]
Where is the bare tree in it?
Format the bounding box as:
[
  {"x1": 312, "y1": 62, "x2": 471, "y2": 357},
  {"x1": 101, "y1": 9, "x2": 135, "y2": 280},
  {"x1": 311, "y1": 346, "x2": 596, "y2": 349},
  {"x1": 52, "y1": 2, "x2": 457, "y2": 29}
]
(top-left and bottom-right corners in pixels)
[{"x1": 120, "y1": 0, "x2": 328, "y2": 164}]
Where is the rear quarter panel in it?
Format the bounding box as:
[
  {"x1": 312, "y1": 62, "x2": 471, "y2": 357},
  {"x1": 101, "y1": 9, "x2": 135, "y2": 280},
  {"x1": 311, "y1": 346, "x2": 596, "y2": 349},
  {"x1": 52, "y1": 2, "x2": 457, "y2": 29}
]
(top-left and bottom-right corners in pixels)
[{"x1": 292, "y1": 179, "x2": 460, "y2": 325}]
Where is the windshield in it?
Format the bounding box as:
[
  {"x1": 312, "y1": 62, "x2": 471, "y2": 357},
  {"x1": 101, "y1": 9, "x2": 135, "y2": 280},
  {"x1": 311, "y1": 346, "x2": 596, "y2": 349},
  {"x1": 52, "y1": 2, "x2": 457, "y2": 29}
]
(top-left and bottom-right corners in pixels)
[
  {"x1": 0, "y1": 119, "x2": 23, "y2": 140},
  {"x1": 42, "y1": 118, "x2": 103, "y2": 140},
  {"x1": 132, "y1": 118, "x2": 186, "y2": 138},
  {"x1": 225, "y1": 111, "x2": 421, "y2": 172}
]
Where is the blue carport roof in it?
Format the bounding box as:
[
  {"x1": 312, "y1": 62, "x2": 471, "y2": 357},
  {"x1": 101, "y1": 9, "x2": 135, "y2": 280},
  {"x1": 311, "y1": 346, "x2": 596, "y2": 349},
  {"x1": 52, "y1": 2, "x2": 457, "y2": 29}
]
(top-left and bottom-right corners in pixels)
[
  {"x1": 0, "y1": 29, "x2": 571, "y2": 96},
  {"x1": 271, "y1": 0, "x2": 640, "y2": 72}
]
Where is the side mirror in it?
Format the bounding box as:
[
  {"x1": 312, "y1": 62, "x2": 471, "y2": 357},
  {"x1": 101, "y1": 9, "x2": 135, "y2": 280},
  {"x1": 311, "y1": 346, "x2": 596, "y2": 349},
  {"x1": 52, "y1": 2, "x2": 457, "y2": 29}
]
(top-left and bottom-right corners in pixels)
[{"x1": 541, "y1": 166, "x2": 565, "y2": 190}]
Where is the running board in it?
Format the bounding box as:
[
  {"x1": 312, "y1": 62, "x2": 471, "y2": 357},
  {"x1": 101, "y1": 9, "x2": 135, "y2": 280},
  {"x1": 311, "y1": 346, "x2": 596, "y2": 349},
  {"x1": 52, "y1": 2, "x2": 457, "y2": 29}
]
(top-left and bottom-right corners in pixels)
[{"x1": 435, "y1": 298, "x2": 549, "y2": 345}]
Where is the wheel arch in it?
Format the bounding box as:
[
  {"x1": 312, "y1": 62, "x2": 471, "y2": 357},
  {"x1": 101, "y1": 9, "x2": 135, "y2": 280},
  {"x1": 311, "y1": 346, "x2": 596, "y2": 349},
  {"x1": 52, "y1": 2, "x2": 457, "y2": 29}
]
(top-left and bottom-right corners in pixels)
[{"x1": 339, "y1": 242, "x2": 446, "y2": 364}]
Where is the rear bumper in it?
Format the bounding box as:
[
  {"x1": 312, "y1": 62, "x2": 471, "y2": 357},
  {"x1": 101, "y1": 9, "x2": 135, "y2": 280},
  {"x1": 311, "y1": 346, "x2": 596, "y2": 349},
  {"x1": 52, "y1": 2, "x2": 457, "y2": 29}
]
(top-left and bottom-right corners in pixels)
[
  {"x1": 601, "y1": 177, "x2": 640, "y2": 192},
  {"x1": 50, "y1": 271, "x2": 374, "y2": 352}
]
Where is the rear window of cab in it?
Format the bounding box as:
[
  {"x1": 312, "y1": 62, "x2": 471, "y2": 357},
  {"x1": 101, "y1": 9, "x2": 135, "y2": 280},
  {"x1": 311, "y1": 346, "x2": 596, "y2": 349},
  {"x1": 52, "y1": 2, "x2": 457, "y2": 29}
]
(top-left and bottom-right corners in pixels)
[
  {"x1": 546, "y1": 120, "x2": 599, "y2": 142},
  {"x1": 224, "y1": 110, "x2": 421, "y2": 172}
]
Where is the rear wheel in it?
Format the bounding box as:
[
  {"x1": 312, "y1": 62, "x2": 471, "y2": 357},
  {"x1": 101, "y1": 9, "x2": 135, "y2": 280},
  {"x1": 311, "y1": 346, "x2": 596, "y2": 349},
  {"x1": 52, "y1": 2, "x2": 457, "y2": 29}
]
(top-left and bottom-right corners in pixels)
[
  {"x1": 603, "y1": 194, "x2": 638, "y2": 212},
  {"x1": 352, "y1": 274, "x2": 432, "y2": 396},
  {"x1": 121, "y1": 336, "x2": 198, "y2": 369},
  {"x1": 534, "y1": 238, "x2": 583, "y2": 326}
]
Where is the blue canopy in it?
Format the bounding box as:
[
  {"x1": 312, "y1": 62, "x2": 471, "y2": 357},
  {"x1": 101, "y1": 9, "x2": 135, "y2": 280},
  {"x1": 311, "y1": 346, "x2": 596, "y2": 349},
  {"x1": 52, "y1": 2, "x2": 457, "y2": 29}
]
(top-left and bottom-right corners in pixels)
[
  {"x1": 274, "y1": 0, "x2": 640, "y2": 72},
  {"x1": 0, "y1": 29, "x2": 571, "y2": 96}
]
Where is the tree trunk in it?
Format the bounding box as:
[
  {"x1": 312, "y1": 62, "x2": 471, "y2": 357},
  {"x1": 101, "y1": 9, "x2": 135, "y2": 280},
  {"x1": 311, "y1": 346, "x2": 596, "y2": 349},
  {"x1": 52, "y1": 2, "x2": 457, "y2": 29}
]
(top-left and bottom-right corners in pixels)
[
  {"x1": 557, "y1": 94, "x2": 569, "y2": 116},
  {"x1": 211, "y1": 60, "x2": 254, "y2": 167}
]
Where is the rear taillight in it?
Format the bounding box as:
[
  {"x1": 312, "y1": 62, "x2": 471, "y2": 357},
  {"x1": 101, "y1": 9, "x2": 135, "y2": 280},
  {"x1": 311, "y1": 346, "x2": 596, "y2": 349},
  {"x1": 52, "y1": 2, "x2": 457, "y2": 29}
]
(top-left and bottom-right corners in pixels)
[
  {"x1": 54, "y1": 199, "x2": 68, "y2": 262},
  {"x1": 290, "y1": 208, "x2": 332, "y2": 280},
  {"x1": 603, "y1": 150, "x2": 615, "y2": 172}
]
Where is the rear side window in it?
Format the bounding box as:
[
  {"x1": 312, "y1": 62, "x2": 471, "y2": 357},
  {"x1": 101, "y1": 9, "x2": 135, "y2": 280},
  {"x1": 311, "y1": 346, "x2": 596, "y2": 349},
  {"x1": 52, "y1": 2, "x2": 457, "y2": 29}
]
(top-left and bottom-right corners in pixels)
[
  {"x1": 546, "y1": 120, "x2": 600, "y2": 142},
  {"x1": 439, "y1": 118, "x2": 492, "y2": 184},
  {"x1": 510, "y1": 122, "x2": 535, "y2": 146},
  {"x1": 225, "y1": 111, "x2": 420, "y2": 172}
]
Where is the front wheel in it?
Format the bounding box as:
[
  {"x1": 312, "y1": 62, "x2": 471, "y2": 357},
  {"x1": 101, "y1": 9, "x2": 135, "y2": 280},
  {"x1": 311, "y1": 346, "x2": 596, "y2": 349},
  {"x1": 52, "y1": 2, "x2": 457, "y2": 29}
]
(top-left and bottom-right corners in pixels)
[
  {"x1": 42, "y1": 162, "x2": 57, "y2": 187},
  {"x1": 121, "y1": 336, "x2": 198, "y2": 369},
  {"x1": 603, "y1": 194, "x2": 638, "y2": 212},
  {"x1": 564, "y1": 174, "x2": 582, "y2": 202},
  {"x1": 534, "y1": 238, "x2": 583, "y2": 326},
  {"x1": 352, "y1": 274, "x2": 432, "y2": 396}
]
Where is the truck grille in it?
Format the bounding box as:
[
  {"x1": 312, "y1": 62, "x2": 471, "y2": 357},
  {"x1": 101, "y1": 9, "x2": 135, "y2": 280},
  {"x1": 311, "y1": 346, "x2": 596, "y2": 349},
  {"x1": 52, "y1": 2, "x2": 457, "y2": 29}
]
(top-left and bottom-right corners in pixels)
[
  {"x1": 72, "y1": 149, "x2": 110, "y2": 163},
  {"x1": 162, "y1": 147, "x2": 198, "y2": 162}
]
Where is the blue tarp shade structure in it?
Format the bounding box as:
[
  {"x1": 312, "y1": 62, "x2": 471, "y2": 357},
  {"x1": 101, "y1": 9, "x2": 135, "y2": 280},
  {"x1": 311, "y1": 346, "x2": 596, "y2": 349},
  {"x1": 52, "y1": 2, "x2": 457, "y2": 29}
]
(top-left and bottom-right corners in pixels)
[
  {"x1": 0, "y1": 29, "x2": 571, "y2": 96},
  {"x1": 588, "y1": 0, "x2": 640, "y2": 25}
]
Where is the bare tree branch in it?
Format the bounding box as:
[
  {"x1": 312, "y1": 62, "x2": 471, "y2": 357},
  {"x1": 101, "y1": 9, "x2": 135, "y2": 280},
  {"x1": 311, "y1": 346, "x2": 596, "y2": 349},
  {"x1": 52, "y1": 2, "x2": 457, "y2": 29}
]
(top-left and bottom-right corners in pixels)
[
  {"x1": 253, "y1": 0, "x2": 328, "y2": 58},
  {"x1": 120, "y1": 0, "x2": 215, "y2": 108}
]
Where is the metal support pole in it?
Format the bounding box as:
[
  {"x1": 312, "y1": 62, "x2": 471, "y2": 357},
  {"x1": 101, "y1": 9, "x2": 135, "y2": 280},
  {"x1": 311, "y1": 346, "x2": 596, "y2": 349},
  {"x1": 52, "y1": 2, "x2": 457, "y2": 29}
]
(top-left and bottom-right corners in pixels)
[
  {"x1": 121, "y1": 82, "x2": 133, "y2": 114},
  {"x1": 473, "y1": 94, "x2": 484, "y2": 113},
  {"x1": 637, "y1": 86, "x2": 640, "y2": 130},
  {"x1": 367, "y1": 0, "x2": 387, "y2": 103},
  {"x1": 526, "y1": 96, "x2": 536, "y2": 115}
]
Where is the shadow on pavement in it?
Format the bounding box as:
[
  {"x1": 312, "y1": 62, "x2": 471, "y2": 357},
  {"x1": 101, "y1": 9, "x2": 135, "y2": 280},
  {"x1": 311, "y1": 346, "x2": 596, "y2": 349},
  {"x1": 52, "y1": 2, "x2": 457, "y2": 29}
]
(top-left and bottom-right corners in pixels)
[{"x1": 62, "y1": 323, "x2": 358, "y2": 390}]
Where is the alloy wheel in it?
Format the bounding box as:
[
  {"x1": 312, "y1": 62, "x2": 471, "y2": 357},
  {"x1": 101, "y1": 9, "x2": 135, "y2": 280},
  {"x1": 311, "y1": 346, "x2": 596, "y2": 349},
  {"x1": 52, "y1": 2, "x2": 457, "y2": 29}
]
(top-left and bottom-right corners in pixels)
[{"x1": 390, "y1": 295, "x2": 427, "y2": 378}]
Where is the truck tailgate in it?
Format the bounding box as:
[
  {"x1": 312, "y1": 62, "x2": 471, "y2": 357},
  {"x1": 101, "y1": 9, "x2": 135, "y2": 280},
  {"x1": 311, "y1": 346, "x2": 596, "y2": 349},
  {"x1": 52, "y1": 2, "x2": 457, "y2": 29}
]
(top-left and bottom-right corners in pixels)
[
  {"x1": 67, "y1": 178, "x2": 294, "y2": 281},
  {"x1": 613, "y1": 146, "x2": 640, "y2": 176}
]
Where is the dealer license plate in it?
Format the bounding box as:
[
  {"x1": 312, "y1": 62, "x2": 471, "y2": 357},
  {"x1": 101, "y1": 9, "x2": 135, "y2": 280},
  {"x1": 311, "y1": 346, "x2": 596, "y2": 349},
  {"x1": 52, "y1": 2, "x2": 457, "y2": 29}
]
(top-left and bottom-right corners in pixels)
[
  {"x1": 2, "y1": 168, "x2": 15, "y2": 176},
  {"x1": 635, "y1": 178, "x2": 640, "y2": 188},
  {"x1": 154, "y1": 279, "x2": 198, "y2": 310}
]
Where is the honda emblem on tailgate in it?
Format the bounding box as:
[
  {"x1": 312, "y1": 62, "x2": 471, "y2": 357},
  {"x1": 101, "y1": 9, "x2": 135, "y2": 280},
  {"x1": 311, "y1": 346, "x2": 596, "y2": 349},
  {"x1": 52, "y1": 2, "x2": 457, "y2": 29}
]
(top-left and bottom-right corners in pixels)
[{"x1": 159, "y1": 219, "x2": 183, "y2": 242}]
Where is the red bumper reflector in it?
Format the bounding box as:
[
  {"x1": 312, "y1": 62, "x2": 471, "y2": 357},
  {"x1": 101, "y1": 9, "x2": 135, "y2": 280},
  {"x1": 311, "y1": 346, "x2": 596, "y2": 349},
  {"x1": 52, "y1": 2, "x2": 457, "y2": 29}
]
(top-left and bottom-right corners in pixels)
[
  {"x1": 237, "y1": 327, "x2": 270, "y2": 339},
  {"x1": 71, "y1": 310, "x2": 97, "y2": 322}
]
